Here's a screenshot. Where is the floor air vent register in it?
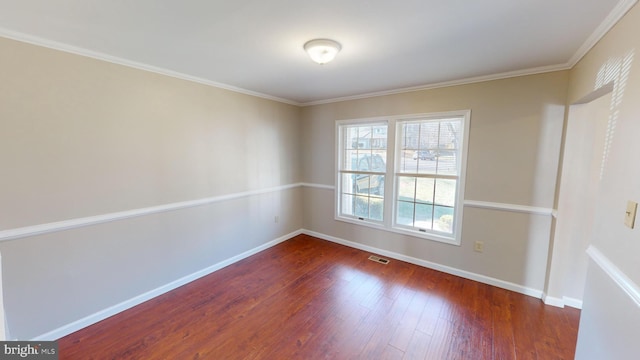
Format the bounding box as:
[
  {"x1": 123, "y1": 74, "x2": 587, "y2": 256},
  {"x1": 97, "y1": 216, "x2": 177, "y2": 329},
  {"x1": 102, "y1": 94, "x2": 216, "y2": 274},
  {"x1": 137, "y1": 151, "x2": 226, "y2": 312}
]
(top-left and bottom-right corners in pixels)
[{"x1": 368, "y1": 255, "x2": 390, "y2": 264}]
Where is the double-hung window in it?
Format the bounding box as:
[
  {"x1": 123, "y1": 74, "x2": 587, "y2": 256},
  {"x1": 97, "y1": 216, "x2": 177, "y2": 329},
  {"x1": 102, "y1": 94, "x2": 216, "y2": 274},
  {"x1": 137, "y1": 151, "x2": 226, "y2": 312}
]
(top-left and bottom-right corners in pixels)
[
  {"x1": 336, "y1": 111, "x2": 470, "y2": 245},
  {"x1": 336, "y1": 122, "x2": 388, "y2": 223}
]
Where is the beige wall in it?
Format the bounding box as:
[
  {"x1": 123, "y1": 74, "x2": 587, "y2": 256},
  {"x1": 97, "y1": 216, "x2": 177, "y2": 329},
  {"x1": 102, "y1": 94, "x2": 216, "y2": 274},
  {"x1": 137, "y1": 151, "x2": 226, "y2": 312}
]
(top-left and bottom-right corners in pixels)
[
  {"x1": 301, "y1": 72, "x2": 568, "y2": 292},
  {"x1": 4, "y1": 4, "x2": 636, "y2": 343},
  {"x1": 0, "y1": 37, "x2": 303, "y2": 339},
  {"x1": 1, "y1": 37, "x2": 301, "y2": 229},
  {"x1": 566, "y1": 3, "x2": 640, "y2": 358},
  {"x1": 302, "y1": 73, "x2": 568, "y2": 207}
]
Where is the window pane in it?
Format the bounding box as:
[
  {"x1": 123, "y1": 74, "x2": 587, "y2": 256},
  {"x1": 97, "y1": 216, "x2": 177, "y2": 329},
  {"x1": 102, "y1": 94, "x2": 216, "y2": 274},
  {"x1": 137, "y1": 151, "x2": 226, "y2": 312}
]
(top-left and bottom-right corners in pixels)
[
  {"x1": 416, "y1": 177, "x2": 435, "y2": 204},
  {"x1": 354, "y1": 196, "x2": 369, "y2": 218},
  {"x1": 398, "y1": 177, "x2": 416, "y2": 201},
  {"x1": 415, "y1": 150, "x2": 437, "y2": 175},
  {"x1": 436, "y1": 119, "x2": 460, "y2": 175},
  {"x1": 370, "y1": 175, "x2": 385, "y2": 198},
  {"x1": 354, "y1": 174, "x2": 371, "y2": 195},
  {"x1": 398, "y1": 149, "x2": 418, "y2": 173},
  {"x1": 371, "y1": 150, "x2": 386, "y2": 172},
  {"x1": 433, "y1": 206, "x2": 454, "y2": 233},
  {"x1": 415, "y1": 203, "x2": 434, "y2": 230},
  {"x1": 349, "y1": 174, "x2": 384, "y2": 196},
  {"x1": 343, "y1": 150, "x2": 358, "y2": 171},
  {"x1": 396, "y1": 200, "x2": 415, "y2": 226},
  {"x1": 357, "y1": 156, "x2": 369, "y2": 171},
  {"x1": 341, "y1": 194, "x2": 355, "y2": 216},
  {"x1": 420, "y1": 122, "x2": 439, "y2": 150},
  {"x1": 401, "y1": 123, "x2": 420, "y2": 150},
  {"x1": 353, "y1": 127, "x2": 369, "y2": 150},
  {"x1": 439, "y1": 120, "x2": 460, "y2": 150},
  {"x1": 342, "y1": 173, "x2": 356, "y2": 195},
  {"x1": 340, "y1": 126, "x2": 358, "y2": 150},
  {"x1": 345, "y1": 124, "x2": 390, "y2": 151},
  {"x1": 372, "y1": 125, "x2": 388, "y2": 149},
  {"x1": 436, "y1": 154, "x2": 457, "y2": 176},
  {"x1": 345, "y1": 127, "x2": 358, "y2": 150},
  {"x1": 358, "y1": 126, "x2": 372, "y2": 150},
  {"x1": 340, "y1": 172, "x2": 385, "y2": 221},
  {"x1": 369, "y1": 198, "x2": 384, "y2": 221},
  {"x1": 434, "y1": 179, "x2": 456, "y2": 206}
]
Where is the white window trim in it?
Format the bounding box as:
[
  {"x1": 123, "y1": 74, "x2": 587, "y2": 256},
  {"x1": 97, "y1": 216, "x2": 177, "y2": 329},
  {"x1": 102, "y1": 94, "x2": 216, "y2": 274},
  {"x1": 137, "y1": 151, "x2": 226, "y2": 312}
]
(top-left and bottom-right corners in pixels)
[
  {"x1": 335, "y1": 110, "x2": 470, "y2": 246},
  {"x1": 335, "y1": 118, "x2": 390, "y2": 226}
]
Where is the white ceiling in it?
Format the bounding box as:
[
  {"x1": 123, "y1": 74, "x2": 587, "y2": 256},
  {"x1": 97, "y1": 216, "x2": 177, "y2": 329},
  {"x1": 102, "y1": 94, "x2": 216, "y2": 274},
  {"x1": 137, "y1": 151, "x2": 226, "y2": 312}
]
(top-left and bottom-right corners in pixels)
[{"x1": 0, "y1": 0, "x2": 631, "y2": 105}]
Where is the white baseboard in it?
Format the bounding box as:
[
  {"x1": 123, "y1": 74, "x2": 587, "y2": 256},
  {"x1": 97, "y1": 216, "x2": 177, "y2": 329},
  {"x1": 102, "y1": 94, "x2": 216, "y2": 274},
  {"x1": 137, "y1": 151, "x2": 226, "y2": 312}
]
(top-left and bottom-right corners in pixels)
[
  {"x1": 563, "y1": 296, "x2": 583, "y2": 309},
  {"x1": 32, "y1": 229, "x2": 302, "y2": 341},
  {"x1": 542, "y1": 294, "x2": 583, "y2": 309},
  {"x1": 31, "y1": 227, "x2": 563, "y2": 340},
  {"x1": 301, "y1": 229, "x2": 544, "y2": 300},
  {"x1": 542, "y1": 294, "x2": 566, "y2": 308}
]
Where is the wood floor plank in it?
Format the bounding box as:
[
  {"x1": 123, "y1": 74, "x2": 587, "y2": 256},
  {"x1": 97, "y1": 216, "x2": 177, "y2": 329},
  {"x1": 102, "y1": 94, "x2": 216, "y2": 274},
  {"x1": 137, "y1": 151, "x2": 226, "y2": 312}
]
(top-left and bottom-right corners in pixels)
[
  {"x1": 469, "y1": 282, "x2": 493, "y2": 360},
  {"x1": 359, "y1": 287, "x2": 416, "y2": 359},
  {"x1": 424, "y1": 317, "x2": 455, "y2": 360},
  {"x1": 381, "y1": 345, "x2": 405, "y2": 360},
  {"x1": 491, "y1": 288, "x2": 517, "y2": 360},
  {"x1": 388, "y1": 291, "x2": 430, "y2": 351},
  {"x1": 58, "y1": 234, "x2": 580, "y2": 359},
  {"x1": 403, "y1": 329, "x2": 430, "y2": 360}
]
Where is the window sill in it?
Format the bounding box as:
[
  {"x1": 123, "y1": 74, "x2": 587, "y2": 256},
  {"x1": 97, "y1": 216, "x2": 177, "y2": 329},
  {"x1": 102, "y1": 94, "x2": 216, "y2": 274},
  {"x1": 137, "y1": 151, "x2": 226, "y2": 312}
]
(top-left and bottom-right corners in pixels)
[{"x1": 334, "y1": 215, "x2": 461, "y2": 246}]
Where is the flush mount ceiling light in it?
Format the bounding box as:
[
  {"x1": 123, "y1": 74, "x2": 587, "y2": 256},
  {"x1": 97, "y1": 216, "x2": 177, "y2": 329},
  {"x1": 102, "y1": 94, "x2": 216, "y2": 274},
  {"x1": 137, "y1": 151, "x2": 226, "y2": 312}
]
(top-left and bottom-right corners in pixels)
[{"x1": 304, "y1": 39, "x2": 341, "y2": 65}]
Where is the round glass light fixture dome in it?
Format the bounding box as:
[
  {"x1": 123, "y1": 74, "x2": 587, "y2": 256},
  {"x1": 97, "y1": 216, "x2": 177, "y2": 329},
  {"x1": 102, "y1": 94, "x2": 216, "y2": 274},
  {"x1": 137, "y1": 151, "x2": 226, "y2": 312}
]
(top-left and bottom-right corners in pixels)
[{"x1": 304, "y1": 39, "x2": 341, "y2": 65}]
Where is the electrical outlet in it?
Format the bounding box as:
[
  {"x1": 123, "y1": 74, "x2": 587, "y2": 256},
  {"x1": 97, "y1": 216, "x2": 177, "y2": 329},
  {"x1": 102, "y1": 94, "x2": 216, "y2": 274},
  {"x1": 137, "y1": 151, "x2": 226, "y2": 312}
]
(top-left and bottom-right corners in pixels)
[
  {"x1": 474, "y1": 241, "x2": 484, "y2": 253},
  {"x1": 624, "y1": 201, "x2": 637, "y2": 229},
  {"x1": 274, "y1": 215, "x2": 279, "y2": 223}
]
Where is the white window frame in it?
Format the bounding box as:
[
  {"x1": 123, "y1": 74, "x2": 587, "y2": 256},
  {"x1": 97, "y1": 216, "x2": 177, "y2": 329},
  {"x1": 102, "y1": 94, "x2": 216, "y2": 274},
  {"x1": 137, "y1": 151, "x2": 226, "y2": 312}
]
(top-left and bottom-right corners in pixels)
[
  {"x1": 335, "y1": 118, "x2": 390, "y2": 227},
  {"x1": 335, "y1": 111, "x2": 470, "y2": 245}
]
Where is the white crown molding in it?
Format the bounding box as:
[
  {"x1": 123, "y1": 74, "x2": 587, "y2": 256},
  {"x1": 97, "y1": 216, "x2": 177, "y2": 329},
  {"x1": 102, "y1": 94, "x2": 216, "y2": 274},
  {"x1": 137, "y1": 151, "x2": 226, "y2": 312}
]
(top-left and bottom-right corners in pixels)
[
  {"x1": 587, "y1": 245, "x2": 640, "y2": 308},
  {"x1": 300, "y1": 63, "x2": 571, "y2": 106},
  {"x1": 0, "y1": 28, "x2": 299, "y2": 106},
  {"x1": 0, "y1": 26, "x2": 569, "y2": 107},
  {"x1": 302, "y1": 0, "x2": 638, "y2": 106},
  {"x1": 0, "y1": 183, "x2": 303, "y2": 243},
  {"x1": 1, "y1": 0, "x2": 634, "y2": 107},
  {"x1": 567, "y1": 0, "x2": 639, "y2": 67}
]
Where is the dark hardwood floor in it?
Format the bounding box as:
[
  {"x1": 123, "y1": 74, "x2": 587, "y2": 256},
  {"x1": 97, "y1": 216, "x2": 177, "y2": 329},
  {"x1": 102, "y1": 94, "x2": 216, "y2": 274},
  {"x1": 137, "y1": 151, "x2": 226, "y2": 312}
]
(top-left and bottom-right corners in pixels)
[{"x1": 58, "y1": 234, "x2": 580, "y2": 359}]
